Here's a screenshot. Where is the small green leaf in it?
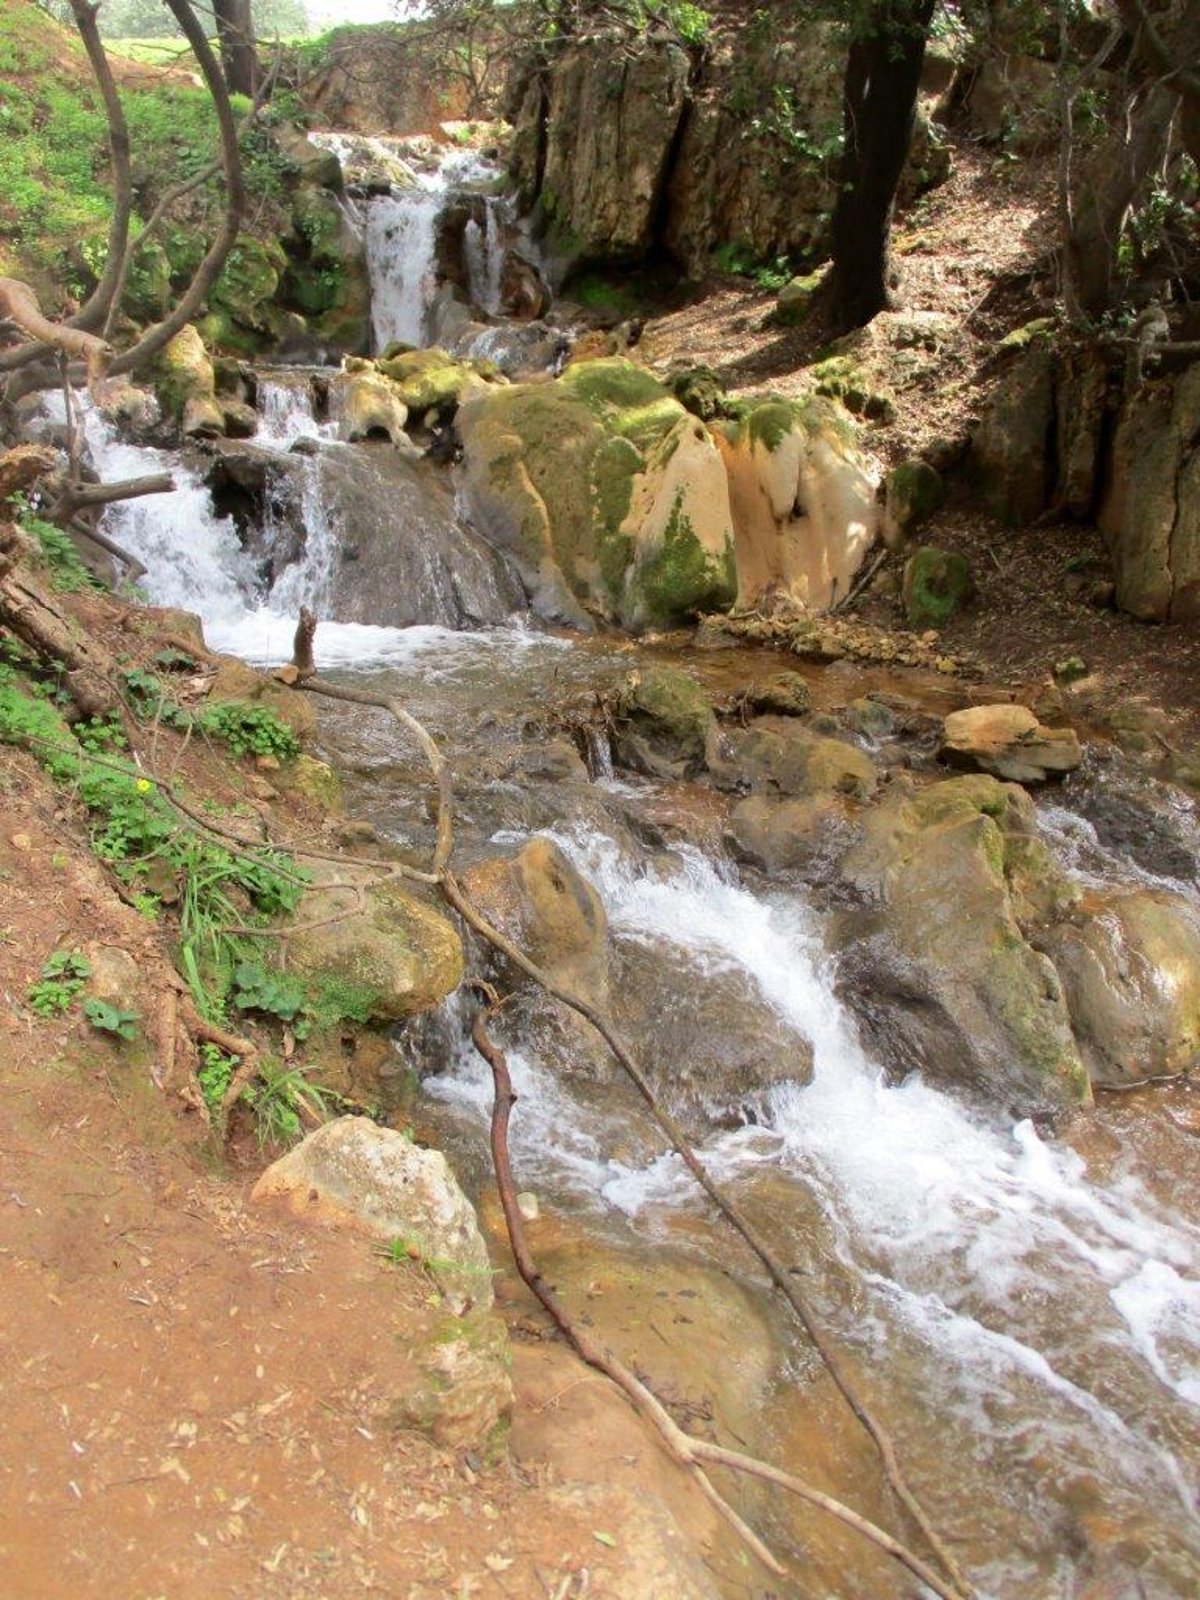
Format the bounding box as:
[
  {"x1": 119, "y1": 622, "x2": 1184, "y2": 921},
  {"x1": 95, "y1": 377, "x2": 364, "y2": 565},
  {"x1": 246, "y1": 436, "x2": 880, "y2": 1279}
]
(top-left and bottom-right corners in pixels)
[{"x1": 592, "y1": 1531, "x2": 617, "y2": 1548}]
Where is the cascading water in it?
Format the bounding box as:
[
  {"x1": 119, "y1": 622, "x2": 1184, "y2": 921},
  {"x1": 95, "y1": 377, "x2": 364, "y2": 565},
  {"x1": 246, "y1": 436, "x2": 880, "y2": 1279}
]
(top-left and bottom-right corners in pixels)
[{"x1": 34, "y1": 119, "x2": 1199, "y2": 1596}]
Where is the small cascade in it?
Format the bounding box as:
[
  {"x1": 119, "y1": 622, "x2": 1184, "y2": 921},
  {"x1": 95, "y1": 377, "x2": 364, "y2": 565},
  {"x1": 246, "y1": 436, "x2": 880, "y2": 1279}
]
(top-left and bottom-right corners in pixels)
[
  {"x1": 255, "y1": 369, "x2": 336, "y2": 450},
  {"x1": 463, "y1": 197, "x2": 507, "y2": 319}
]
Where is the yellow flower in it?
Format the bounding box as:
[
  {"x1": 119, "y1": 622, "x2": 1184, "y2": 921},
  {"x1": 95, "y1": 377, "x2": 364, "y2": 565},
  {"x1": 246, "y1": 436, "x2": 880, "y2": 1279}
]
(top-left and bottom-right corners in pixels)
[{"x1": 135, "y1": 777, "x2": 152, "y2": 793}]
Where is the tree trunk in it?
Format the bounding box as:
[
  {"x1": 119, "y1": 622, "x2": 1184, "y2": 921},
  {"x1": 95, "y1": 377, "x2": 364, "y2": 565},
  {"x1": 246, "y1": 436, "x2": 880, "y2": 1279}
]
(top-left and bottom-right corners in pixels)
[
  {"x1": 1064, "y1": 79, "x2": 1179, "y2": 321},
  {"x1": 830, "y1": 0, "x2": 935, "y2": 332},
  {"x1": 212, "y1": 0, "x2": 257, "y2": 98}
]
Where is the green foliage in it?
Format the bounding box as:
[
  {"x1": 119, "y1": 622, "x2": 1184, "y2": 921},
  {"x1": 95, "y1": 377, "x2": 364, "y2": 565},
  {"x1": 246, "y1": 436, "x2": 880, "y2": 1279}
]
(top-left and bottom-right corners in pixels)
[
  {"x1": 27, "y1": 949, "x2": 91, "y2": 1016},
  {"x1": 710, "y1": 243, "x2": 794, "y2": 290},
  {"x1": 198, "y1": 701, "x2": 301, "y2": 761},
  {"x1": 247, "y1": 1060, "x2": 332, "y2": 1149},
  {"x1": 22, "y1": 512, "x2": 104, "y2": 594},
  {"x1": 0, "y1": 674, "x2": 306, "y2": 1021},
  {"x1": 231, "y1": 958, "x2": 310, "y2": 1036},
  {"x1": 197, "y1": 1042, "x2": 236, "y2": 1115},
  {"x1": 82, "y1": 997, "x2": 140, "y2": 1039}
]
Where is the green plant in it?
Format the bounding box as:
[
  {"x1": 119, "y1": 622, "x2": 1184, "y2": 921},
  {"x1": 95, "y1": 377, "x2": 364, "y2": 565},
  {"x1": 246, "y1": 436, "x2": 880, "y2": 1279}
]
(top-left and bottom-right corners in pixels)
[
  {"x1": 198, "y1": 701, "x2": 300, "y2": 761},
  {"x1": 82, "y1": 997, "x2": 139, "y2": 1039},
  {"x1": 20, "y1": 509, "x2": 103, "y2": 593},
  {"x1": 247, "y1": 1060, "x2": 332, "y2": 1149},
  {"x1": 197, "y1": 1041, "x2": 236, "y2": 1114},
  {"x1": 231, "y1": 958, "x2": 310, "y2": 1037},
  {"x1": 27, "y1": 948, "x2": 91, "y2": 1016}
]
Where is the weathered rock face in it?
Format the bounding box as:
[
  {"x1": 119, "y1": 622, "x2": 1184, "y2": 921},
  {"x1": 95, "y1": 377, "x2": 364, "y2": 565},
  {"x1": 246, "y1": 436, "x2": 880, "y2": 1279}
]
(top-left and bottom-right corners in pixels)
[
  {"x1": 534, "y1": 38, "x2": 692, "y2": 264},
  {"x1": 339, "y1": 370, "x2": 411, "y2": 446},
  {"x1": 285, "y1": 865, "x2": 464, "y2": 1023},
  {"x1": 297, "y1": 26, "x2": 475, "y2": 136},
  {"x1": 968, "y1": 341, "x2": 1200, "y2": 624},
  {"x1": 835, "y1": 774, "x2": 1092, "y2": 1113},
  {"x1": 154, "y1": 325, "x2": 223, "y2": 438},
  {"x1": 458, "y1": 361, "x2": 879, "y2": 630},
  {"x1": 716, "y1": 399, "x2": 881, "y2": 613},
  {"x1": 223, "y1": 440, "x2": 524, "y2": 630},
  {"x1": 1099, "y1": 364, "x2": 1200, "y2": 622},
  {"x1": 509, "y1": 25, "x2": 946, "y2": 278},
  {"x1": 1041, "y1": 889, "x2": 1200, "y2": 1088},
  {"x1": 941, "y1": 703, "x2": 1083, "y2": 784}
]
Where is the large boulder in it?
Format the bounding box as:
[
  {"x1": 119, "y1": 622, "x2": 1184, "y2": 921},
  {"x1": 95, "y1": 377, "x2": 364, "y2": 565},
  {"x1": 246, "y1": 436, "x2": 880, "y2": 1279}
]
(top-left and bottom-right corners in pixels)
[
  {"x1": 339, "y1": 369, "x2": 411, "y2": 445},
  {"x1": 711, "y1": 716, "x2": 878, "y2": 801},
  {"x1": 1041, "y1": 888, "x2": 1200, "y2": 1089},
  {"x1": 458, "y1": 358, "x2": 736, "y2": 629},
  {"x1": 461, "y1": 837, "x2": 609, "y2": 1010},
  {"x1": 941, "y1": 703, "x2": 1082, "y2": 783},
  {"x1": 253, "y1": 1117, "x2": 511, "y2": 1455},
  {"x1": 835, "y1": 775, "x2": 1092, "y2": 1113},
  {"x1": 285, "y1": 865, "x2": 464, "y2": 1023},
  {"x1": 715, "y1": 396, "x2": 880, "y2": 612}
]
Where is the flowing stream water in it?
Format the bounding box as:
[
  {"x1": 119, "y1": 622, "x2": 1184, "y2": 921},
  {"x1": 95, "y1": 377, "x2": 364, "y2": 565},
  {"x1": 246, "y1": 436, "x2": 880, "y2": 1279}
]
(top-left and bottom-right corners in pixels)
[{"x1": 62, "y1": 138, "x2": 1200, "y2": 1598}]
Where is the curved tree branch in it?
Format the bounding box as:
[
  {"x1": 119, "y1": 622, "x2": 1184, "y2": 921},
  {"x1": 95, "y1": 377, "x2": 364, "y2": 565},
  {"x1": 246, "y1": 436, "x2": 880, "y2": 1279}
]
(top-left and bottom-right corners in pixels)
[{"x1": 108, "y1": 0, "x2": 247, "y2": 378}]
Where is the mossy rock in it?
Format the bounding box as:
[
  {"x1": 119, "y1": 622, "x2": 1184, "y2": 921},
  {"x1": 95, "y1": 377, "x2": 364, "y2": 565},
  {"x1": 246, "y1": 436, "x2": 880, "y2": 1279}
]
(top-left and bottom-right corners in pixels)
[
  {"x1": 669, "y1": 365, "x2": 730, "y2": 422},
  {"x1": 627, "y1": 487, "x2": 737, "y2": 629},
  {"x1": 286, "y1": 870, "x2": 464, "y2": 1023},
  {"x1": 902, "y1": 546, "x2": 975, "y2": 628},
  {"x1": 153, "y1": 324, "x2": 222, "y2": 435},
  {"x1": 810, "y1": 356, "x2": 896, "y2": 424},
  {"x1": 559, "y1": 357, "x2": 683, "y2": 450},
  {"x1": 613, "y1": 666, "x2": 714, "y2": 778},
  {"x1": 774, "y1": 270, "x2": 823, "y2": 328},
  {"x1": 277, "y1": 754, "x2": 342, "y2": 812},
  {"x1": 209, "y1": 235, "x2": 286, "y2": 336},
  {"x1": 885, "y1": 458, "x2": 943, "y2": 539},
  {"x1": 375, "y1": 347, "x2": 489, "y2": 412}
]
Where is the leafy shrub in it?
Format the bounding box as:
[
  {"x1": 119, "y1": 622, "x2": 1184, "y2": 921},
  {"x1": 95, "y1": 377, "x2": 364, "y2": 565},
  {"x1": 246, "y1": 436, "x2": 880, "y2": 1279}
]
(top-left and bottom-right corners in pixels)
[{"x1": 198, "y1": 701, "x2": 301, "y2": 761}]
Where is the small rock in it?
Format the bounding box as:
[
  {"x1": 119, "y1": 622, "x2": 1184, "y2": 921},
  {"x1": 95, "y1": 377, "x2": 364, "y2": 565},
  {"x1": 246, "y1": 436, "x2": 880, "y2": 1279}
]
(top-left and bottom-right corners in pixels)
[
  {"x1": 902, "y1": 546, "x2": 975, "y2": 629},
  {"x1": 941, "y1": 704, "x2": 1082, "y2": 783},
  {"x1": 516, "y1": 1192, "x2": 540, "y2": 1222},
  {"x1": 10, "y1": 833, "x2": 32, "y2": 851}
]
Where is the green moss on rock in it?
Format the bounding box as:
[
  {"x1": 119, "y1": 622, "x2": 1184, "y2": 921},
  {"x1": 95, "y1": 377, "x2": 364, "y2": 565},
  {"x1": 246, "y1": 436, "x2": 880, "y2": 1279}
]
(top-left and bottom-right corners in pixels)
[
  {"x1": 902, "y1": 546, "x2": 976, "y2": 628},
  {"x1": 632, "y1": 490, "x2": 737, "y2": 626}
]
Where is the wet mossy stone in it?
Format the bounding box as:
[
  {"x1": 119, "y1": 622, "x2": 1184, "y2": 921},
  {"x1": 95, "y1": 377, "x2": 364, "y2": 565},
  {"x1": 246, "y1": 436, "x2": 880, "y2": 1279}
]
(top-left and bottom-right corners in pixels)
[
  {"x1": 902, "y1": 546, "x2": 975, "y2": 628},
  {"x1": 613, "y1": 666, "x2": 714, "y2": 778},
  {"x1": 209, "y1": 236, "x2": 285, "y2": 335},
  {"x1": 375, "y1": 348, "x2": 489, "y2": 413},
  {"x1": 627, "y1": 488, "x2": 737, "y2": 630},
  {"x1": 669, "y1": 365, "x2": 730, "y2": 422}
]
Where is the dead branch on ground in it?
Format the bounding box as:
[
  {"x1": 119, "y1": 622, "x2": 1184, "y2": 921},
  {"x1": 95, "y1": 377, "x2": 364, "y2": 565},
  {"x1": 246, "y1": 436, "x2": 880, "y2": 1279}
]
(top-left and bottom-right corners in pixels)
[{"x1": 473, "y1": 1000, "x2": 963, "y2": 1600}]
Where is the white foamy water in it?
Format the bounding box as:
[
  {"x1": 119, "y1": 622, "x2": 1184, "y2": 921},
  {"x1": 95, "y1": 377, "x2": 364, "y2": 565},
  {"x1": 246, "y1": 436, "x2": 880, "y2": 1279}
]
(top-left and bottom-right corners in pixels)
[
  {"x1": 65, "y1": 401, "x2": 541, "y2": 670},
  {"x1": 428, "y1": 823, "x2": 1200, "y2": 1588},
  {"x1": 255, "y1": 371, "x2": 337, "y2": 450}
]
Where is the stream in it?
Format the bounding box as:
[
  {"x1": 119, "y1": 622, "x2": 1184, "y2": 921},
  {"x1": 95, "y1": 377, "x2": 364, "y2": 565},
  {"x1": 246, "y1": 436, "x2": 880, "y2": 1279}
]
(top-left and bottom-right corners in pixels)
[{"x1": 50, "y1": 134, "x2": 1200, "y2": 1598}]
